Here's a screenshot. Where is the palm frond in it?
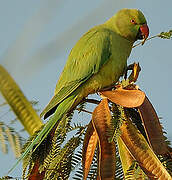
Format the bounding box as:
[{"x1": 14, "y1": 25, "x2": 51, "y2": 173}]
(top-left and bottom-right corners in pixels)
[
  {"x1": 22, "y1": 129, "x2": 42, "y2": 178},
  {"x1": 39, "y1": 124, "x2": 63, "y2": 172},
  {"x1": 0, "y1": 65, "x2": 43, "y2": 136},
  {"x1": 87, "y1": 152, "x2": 98, "y2": 180},
  {"x1": 44, "y1": 136, "x2": 81, "y2": 179},
  {"x1": 72, "y1": 150, "x2": 83, "y2": 169},
  {"x1": 0, "y1": 123, "x2": 7, "y2": 154},
  {"x1": 125, "y1": 161, "x2": 148, "y2": 180},
  {"x1": 108, "y1": 103, "x2": 124, "y2": 142},
  {"x1": 23, "y1": 110, "x2": 84, "y2": 179},
  {"x1": 73, "y1": 149, "x2": 99, "y2": 180},
  {"x1": 0, "y1": 122, "x2": 24, "y2": 158},
  {"x1": 115, "y1": 143, "x2": 124, "y2": 180}
]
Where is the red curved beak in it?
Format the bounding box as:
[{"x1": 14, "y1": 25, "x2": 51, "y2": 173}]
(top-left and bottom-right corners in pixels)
[{"x1": 140, "y1": 24, "x2": 149, "y2": 45}]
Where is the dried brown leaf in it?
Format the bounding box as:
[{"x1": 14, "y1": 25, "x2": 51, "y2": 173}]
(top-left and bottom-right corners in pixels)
[
  {"x1": 120, "y1": 118, "x2": 171, "y2": 180},
  {"x1": 118, "y1": 137, "x2": 148, "y2": 179},
  {"x1": 138, "y1": 96, "x2": 169, "y2": 155},
  {"x1": 28, "y1": 160, "x2": 45, "y2": 180},
  {"x1": 117, "y1": 137, "x2": 134, "y2": 176},
  {"x1": 92, "y1": 98, "x2": 116, "y2": 179},
  {"x1": 82, "y1": 121, "x2": 98, "y2": 180},
  {"x1": 101, "y1": 89, "x2": 145, "y2": 108}
]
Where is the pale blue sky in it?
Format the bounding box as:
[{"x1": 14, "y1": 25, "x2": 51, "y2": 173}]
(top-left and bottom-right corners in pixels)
[{"x1": 0, "y1": 0, "x2": 172, "y2": 178}]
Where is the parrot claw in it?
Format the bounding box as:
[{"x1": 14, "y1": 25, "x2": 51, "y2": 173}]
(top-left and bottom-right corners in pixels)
[
  {"x1": 124, "y1": 63, "x2": 141, "y2": 83},
  {"x1": 124, "y1": 63, "x2": 135, "y2": 80}
]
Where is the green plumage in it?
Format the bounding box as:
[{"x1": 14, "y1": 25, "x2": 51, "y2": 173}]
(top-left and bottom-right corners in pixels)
[
  {"x1": 9, "y1": 8, "x2": 148, "y2": 173},
  {"x1": 41, "y1": 27, "x2": 133, "y2": 118}
]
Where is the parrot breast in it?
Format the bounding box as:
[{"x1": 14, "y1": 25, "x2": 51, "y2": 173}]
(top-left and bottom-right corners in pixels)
[{"x1": 77, "y1": 32, "x2": 133, "y2": 102}]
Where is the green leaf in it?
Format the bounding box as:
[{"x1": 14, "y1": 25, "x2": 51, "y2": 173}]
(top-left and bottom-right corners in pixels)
[{"x1": 158, "y1": 30, "x2": 172, "y2": 39}]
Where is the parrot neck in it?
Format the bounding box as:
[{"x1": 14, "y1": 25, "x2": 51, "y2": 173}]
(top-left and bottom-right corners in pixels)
[{"x1": 105, "y1": 16, "x2": 135, "y2": 44}]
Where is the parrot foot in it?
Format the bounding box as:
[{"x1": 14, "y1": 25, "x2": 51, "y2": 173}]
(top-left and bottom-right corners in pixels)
[
  {"x1": 124, "y1": 62, "x2": 141, "y2": 83},
  {"x1": 124, "y1": 63, "x2": 135, "y2": 79}
]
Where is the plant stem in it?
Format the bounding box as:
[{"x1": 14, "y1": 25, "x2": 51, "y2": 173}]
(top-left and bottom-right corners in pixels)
[
  {"x1": 76, "y1": 108, "x2": 92, "y2": 114},
  {"x1": 132, "y1": 34, "x2": 159, "y2": 48}
]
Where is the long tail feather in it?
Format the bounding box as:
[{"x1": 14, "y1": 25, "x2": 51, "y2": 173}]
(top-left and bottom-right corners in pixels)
[{"x1": 8, "y1": 94, "x2": 78, "y2": 174}]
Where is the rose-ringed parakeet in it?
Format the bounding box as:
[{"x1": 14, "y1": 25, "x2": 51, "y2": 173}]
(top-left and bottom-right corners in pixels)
[
  {"x1": 41, "y1": 8, "x2": 149, "y2": 119},
  {"x1": 9, "y1": 8, "x2": 149, "y2": 172}
]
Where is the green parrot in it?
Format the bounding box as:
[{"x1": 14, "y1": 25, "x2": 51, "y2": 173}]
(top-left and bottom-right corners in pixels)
[
  {"x1": 41, "y1": 8, "x2": 149, "y2": 119},
  {"x1": 9, "y1": 8, "x2": 149, "y2": 172}
]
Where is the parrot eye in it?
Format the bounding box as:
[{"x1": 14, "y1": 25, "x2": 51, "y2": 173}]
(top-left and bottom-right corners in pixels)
[{"x1": 130, "y1": 19, "x2": 136, "y2": 24}]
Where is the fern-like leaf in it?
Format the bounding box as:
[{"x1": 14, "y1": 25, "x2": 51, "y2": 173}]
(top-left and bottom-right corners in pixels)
[
  {"x1": 0, "y1": 65, "x2": 43, "y2": 136},
  {"x1": 44, "y1": 136, "x2": 81, "y2": 179},
  {"x1": 125, "y1": 161, "x2": 148, "y2": 180},
  {"x1": 158, "y1": 30, "x2": 172, "y2": 39},
  {"x1": 0, "y1": 123, "x2": 7, "y2": 154},
  {"x1": 0, "y1": 122, "x2": 24, "y2": 158},
  {"x1": 115, "y1": 143, "x2": 124, "y2": 180},
  {"x1": 108, "y1": 103, "x2": 125, "y2": 142}
]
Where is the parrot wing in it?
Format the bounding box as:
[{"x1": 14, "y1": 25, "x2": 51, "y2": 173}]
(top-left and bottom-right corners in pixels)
[{"x1": 41, "y1": 28, "x2": 112, "y2": 118}]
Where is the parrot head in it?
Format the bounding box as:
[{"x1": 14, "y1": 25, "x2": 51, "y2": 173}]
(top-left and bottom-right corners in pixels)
[{"x1": 106, "y1": 9, "x2": 149, "y2": 43}]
